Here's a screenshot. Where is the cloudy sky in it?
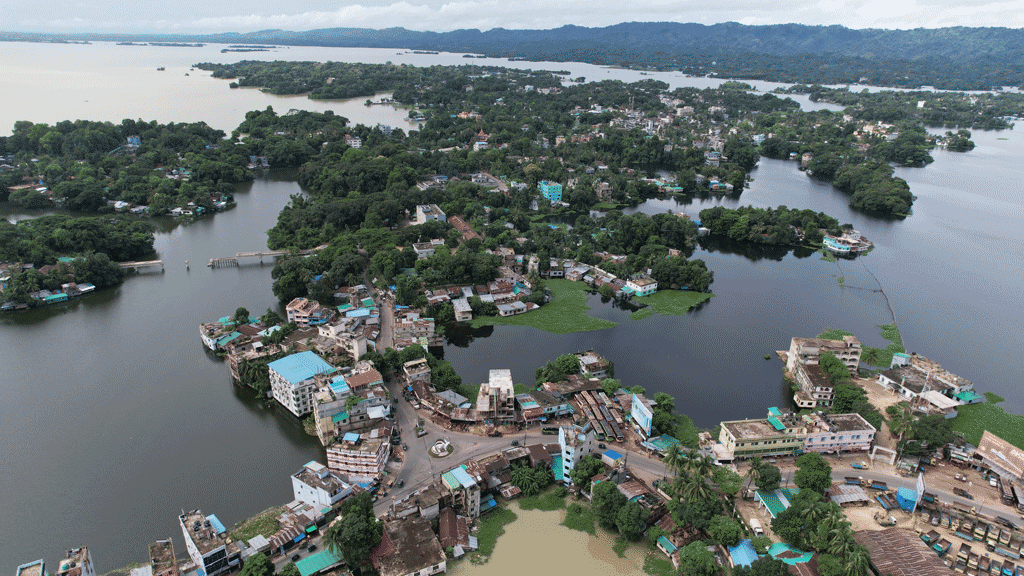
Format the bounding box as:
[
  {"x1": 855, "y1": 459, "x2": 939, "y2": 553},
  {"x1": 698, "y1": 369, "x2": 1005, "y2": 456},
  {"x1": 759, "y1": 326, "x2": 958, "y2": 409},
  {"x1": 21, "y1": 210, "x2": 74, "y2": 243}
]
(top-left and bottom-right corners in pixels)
[{"x1": 1, "y1": 0, "x2": 1021, "y2": 33}]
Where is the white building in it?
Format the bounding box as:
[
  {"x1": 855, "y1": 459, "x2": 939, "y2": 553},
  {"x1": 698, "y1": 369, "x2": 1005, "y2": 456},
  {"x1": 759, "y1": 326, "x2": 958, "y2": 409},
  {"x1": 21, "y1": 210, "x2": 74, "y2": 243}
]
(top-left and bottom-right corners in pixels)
[
  {"x1": 291, "y1": 460, "x2": 354, "y2": 510},
  {"x1": 477, "y1": 369, "x2": 515, "y2": 423},
  {"x1": 625, "y1": 275, "x2": 658, "y2": 296},
  {"x1": 326, "y1": 431, "x2": 392, "y2": 483},
  {"x1": 268, "y1": 351, "x2": 336, "y2": 417},
  {"x1": 452, "y1": 298, "x2": 472, "y2": 322},
  {"x1": 559, "y1": 423, "x2": 596, "y2": 484},
  {"x1": 178, "y1": 510, "x2": 241, "y2": 576},
  {"x1": 786, "y1": 336, "x2": 862, "y2": 375},
  {"x1": 801, "y1": 413, "x2": 876, "y2": 454},
  {"x1": 416, "y1": 204, "x2": 446, "y2": 224}
]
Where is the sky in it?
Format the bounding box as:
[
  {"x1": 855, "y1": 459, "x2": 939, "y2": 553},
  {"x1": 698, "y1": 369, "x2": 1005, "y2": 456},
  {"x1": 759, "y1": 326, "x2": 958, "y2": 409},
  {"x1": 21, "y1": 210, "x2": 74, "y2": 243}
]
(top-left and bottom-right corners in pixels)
[{"x1": 1, "y1": 0, "x2": 1022, "y2": 33}]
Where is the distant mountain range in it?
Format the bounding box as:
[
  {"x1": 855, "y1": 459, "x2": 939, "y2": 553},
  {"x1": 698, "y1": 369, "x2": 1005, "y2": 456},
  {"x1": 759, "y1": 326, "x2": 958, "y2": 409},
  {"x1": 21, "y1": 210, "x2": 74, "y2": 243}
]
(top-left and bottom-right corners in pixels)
[{"x1": 4, "y1": 22, "x2": 1024, "y2": 89}]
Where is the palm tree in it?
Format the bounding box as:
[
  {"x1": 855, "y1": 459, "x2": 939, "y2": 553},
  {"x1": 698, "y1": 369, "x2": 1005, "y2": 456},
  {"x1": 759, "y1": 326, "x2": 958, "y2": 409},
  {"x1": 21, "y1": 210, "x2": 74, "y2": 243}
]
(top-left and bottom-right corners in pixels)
[
  {"x1": 745, "y1": 457, "x2": 764, "y2": 490},
  {"x1": 826, "y1": 524, "x2": 855, "y2": 560},
  {"x1": 511, "y1": 463, "x2": 540, "y2": 496},
  {"x1": 693, "y1": 454, "x2": 716, "y2": 479},
  {"x1": 890, "y1": 412, "x2": 914, "y2": 441},
  {"x1": 677, "y1": 476, "x2": 714, "y2": 504},
  {"x1": 664, "y1": 443, "x2": 685, "y2": 476},
  {"x1": 842, "y1": 545, "x2": 872, "y2": 576}
]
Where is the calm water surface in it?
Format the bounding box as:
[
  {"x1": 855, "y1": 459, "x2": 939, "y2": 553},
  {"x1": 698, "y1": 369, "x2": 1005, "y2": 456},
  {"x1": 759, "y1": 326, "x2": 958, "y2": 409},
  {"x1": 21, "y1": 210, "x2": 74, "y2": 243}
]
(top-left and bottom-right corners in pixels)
[{"x1": 0, "y1": 42, "x2": 1020, "y2": 571}]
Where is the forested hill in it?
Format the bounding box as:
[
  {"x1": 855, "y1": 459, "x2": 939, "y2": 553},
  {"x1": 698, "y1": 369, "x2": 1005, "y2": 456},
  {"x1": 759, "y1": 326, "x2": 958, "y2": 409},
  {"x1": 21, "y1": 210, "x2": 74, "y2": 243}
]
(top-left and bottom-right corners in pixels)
[{"x1": 6, "y1": 22, "x2": 1024, "y2": 89}]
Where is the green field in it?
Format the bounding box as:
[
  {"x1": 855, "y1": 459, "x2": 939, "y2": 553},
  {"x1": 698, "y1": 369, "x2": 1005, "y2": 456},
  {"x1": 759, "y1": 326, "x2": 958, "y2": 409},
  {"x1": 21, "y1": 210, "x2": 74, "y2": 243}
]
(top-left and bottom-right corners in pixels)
[
  {"x1": 469, "y1": 279, "x2": 618, "y2": 334},
  {"x1": 633, "y1": 290, "x2": 714, "y2": 317},
  {"x1": 953, "y1": 393, "x2": 1024, "y2": 448}
]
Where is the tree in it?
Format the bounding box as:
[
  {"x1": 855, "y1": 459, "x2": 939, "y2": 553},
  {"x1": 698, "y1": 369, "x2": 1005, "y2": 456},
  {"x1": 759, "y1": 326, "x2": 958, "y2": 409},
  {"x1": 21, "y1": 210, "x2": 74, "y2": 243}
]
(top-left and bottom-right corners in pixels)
[
  {"x1": 706, "y1": 515, "x2": 743, "y2": 547},
  {"x1": 676, "y1": 541, "x2": 716, "y2": 576},
  {"x1": 239, "y1": 552, "x2": 274, "y2": 576},
  {"x1": 818, "y1": 351, "x2": 851, "y2": 384},
  {"x1": 569, "y1": 455, "x2": 604, "y2": 489},
  {"x1": 260, "y1": 307, "x2": 283, "y2": 326},
  {"x1": 750, "y1": 535, "x2": 773, "y2": 554},
  {"x1": 664, "y1": 443, "x2": 686, "y2": 477},
  {"x1": 511, "y1": 463, "x2": 542, "y2": 496},
  {"x1": 278, "y1": 564, "x2": 299, "y2": 576},
  {"x1": 889, "y1": 412, "x2": 914, "y2": 441},
  {"x1": 592, "y1": 479, "x2": 628, "y2": 530},
  {"x1": 712, "y1": 466, "x2": 744, "y2": 498},
  {"x1": 324, "y1": 492, "x2": 383, "y2": 569},
  {"x1": 794, "y1": 452, "x2": 833, "y2": 494},
  {"x1": 600, "y1": 377, "x2": 621, "y2": 396},
  {"x1": 555, "y1": 353, "x2": 580, "y2": 376},
  {"x1": 755, "y1": 464, "x2": 781, "y2": 492},
  {"x1": 233, "y1": 306, "x2": 251, "y2": 326},
  {"x1": 615, "y1": 500, "x2": 650, "y2": 540},
  {"x1": 733, "y1": 557, "x2": 790, "y2": 576},
  {"x1": 842, "y1": 545, "x2": 872, "y2": 576}
]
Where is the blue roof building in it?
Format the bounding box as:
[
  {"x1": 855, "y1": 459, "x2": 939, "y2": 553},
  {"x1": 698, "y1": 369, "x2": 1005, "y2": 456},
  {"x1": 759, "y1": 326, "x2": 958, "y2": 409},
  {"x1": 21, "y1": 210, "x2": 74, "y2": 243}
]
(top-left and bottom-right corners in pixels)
[
  {"x1": 539, "y1": 181, "x2": 563, "y2": 202},
  {"x1": 268, "y1": 351, "x2": 336, "y2": 417}
]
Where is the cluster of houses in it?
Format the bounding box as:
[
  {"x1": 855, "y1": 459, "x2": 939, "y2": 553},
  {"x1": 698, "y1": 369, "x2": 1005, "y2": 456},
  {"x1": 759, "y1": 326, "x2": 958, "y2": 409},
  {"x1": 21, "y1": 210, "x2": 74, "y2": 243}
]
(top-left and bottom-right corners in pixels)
[
  {"x1": 0, "y1": 260, "x2": 96, "y2": 311},
  {"x1": 781, "y1": 333, "x2": 980, "y2": 419}
]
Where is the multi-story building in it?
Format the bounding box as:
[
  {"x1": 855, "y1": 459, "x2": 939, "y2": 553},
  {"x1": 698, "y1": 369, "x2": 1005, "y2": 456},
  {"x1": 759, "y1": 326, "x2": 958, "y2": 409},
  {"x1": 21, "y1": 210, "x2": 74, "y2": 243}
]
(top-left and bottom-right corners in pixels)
[
  {"x1": 793, "y1": 363, "x2": 834, "y2": 408},
  {"x1": 403, "y1": 358, "x2": 431, "y2": 383},
  {"x1": 539, "y1": 181, "x2": 563, "y2": 202},
  {"x1": 877, "y1": 352, "x2": 978, "y2": 402},
  {"x1": 317, "y1": 321, "x2": 368, "y2": 360},
  {"x1": 559, "y1": 423, "x2": 596, "y2": 484},
  {"x1": 394, "y1": 313, "x2": 441, "y2": 348},
  {"x1": 415, "y1": 204, "x2": 446, "y2": 224},
  {"x1": 476, "y1": 369, "x2": 516, "y2": 424},
  {"x1": 52, "y1": 548, "x2": 96, "y2": 576},
  {"x1": 178, "y1": 510, "x2": 241, "y2": 576},
  {"x1": 268, "y1": 351, "x2": 336, "y2": 417},
  {"x1": 801, "y1": 413, "x2": 875, "y2": 454},
  {"x1": 291, "y1": 460, "x2": 354, "y2": 510},
  {"x1": 286, "y1": 297, "x2": 333, "y2": 327},
  {"x1": 148, "y1": 540, "x2": 179, "y2": 576},
  {"x1": 576, "y1": 351, "x2": 611, "y2": 378},
  {"x1": 625, "y1": 275, "x2": 658, "y2": 296},
  {"x1": 786, "y1": 335, "x2": 862, "y2": 375},
  {"x1": 325, "y1": 431, "x2": 391, "y2": 483},
  {"x1": 716, "y1": 409, "x2": 808, "y2": 461},
  {"x1": 441, "y1": 464, "x2": 481, "y2": 518}
]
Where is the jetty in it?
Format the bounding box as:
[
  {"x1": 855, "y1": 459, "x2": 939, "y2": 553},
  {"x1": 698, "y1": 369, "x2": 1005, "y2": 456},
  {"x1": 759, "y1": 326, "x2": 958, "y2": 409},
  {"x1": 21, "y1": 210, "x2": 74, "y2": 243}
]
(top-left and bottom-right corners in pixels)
[
  {"x1": 208, "y1": 245, "x2": 327, "y2": 268},
  {"x1": 119, "y1": 260, "x2": 164, "y2": 271}
]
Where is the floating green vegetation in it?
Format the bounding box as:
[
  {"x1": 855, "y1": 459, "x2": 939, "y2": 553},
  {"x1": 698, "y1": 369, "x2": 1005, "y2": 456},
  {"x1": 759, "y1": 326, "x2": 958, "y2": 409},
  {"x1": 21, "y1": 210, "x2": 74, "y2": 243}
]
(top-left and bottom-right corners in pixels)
[
  {"x1": 953, "y1": 392, "x2": 1024, "y2": 449},
  {"x1": 629, "y1": 307, "x2": 655, "y2": 321},
  {"x1": 470, "y1": 506, "x2": 518, "y2": 564},
  {"x1": 633, "y1": 290, "x2": 714, "y2": 317},
  {"x1": 861, "y1": 323, "x2": 905, "y2": 367},
  {"x1": 470, "y1": 280, "x2": 617, "y2": 334},
  {"x1": 518, "y1": 489, "x2": 567, "y2": 511}
]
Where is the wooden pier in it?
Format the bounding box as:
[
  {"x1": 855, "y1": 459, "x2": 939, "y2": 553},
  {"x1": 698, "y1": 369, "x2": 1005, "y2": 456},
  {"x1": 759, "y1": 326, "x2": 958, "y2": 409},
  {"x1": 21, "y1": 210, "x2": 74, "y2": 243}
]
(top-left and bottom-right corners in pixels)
[
  {"x1": 208, "y1": 245, "x2": 328, "y2": 268},
  {"x1": 119, "y1": 260, "x2": 164, "y2": 271}
]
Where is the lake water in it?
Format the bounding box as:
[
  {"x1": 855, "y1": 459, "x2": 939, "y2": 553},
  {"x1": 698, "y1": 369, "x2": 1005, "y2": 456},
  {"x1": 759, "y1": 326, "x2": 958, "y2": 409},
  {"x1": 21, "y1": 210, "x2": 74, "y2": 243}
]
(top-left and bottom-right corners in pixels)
[{"x1": 0, "y1": 41, "x2": 1020, "y2": 571}]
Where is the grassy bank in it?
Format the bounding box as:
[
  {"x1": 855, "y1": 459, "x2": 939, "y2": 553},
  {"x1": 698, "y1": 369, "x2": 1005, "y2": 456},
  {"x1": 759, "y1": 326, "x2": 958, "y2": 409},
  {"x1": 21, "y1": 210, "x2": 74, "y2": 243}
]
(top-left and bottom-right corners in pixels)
[
  {"x1": 817, "y1": 323, "x2": 904, "y2": 368},
  {"x1": 470, "y1": 279, "x2": 617, "y2": 334},
  {"x1": 632, "y1": 290, "x2": 714, "y2": 318},
  {"x1": 469, "y1": 506, "x2": 518, "y2": 564},
  {"x1": 953, "y1": 392, "x2": 1024, "y2": 448},
  {"x1": 562, "y1": 502, "x2": 596, "y2": 534},
  {"x1": 230, "y1": 506, "x2": 284, "y2": 542},
  {"x1": 519, "y1": 489, "x2": 567, "y2": 511}
]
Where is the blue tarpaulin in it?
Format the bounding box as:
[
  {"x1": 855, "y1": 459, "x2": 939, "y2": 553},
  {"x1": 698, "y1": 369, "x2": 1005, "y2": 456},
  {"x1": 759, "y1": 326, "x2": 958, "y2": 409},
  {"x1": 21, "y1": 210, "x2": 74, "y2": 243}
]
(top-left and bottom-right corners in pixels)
[{"x1": 292, "y1": 533, "x2": 306, "y2": 543}]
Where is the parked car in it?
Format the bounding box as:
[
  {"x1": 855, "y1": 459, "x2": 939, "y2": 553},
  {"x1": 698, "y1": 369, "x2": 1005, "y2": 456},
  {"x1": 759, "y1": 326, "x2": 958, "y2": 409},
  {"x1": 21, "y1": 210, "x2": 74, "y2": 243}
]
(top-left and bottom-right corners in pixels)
[
  {"x1": 511, "y1": 440, "x2": 519, "y2": 446},
  {"x1": 598, "y1": 443, "x2": 606, "y2": 449},
  {"x1": 308, "y1": 545, "x2": 317, "y2": 553},
  {"x1": 397, "y1": 479, "x2": 405, "y2": 488},
  {"x1": 291, "y1": 554, "x2": 301, "y2": 562},
  {"x1": 402, "y1": 443, "x2": 409, "y2": 451},
  {"x1": 991, "y1": 477, "x2": 999, "y2": 487}
]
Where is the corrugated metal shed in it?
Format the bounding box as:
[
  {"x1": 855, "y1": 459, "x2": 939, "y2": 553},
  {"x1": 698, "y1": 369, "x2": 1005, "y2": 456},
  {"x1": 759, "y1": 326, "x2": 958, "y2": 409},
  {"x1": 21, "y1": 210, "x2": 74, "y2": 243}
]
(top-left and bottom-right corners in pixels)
[{"x1": 854, "y1": 528, "x2": 951, "y2": 576}]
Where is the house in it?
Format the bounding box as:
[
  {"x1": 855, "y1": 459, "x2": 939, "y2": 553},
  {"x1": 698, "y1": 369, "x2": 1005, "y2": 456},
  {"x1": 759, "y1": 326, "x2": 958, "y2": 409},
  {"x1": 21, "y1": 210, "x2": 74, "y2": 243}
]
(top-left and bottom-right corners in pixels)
[
  {"x1": 291, "y1": 460, "x2": 353, "y2": 510},
  {"x1": 441, "y1": 465, "x2": 481, "y2": 518},
  {"x1": 345, "y1": 135, "x2": 362, "y2": 148},
  {"x1": 624, "y1": 275, "x2": 657, "y2": 297},
  {"x1": 17, "y1": 560, "x2": 47, "y2": 576},
  {"x1": 801, "y1": 413, "x2": 875, "y2": 454},
  {"x1": 566, "y1": 265, "x2": 590, "y2": 282},
  {"x1": 412, "y1": 240, "x2": 443, "y2": 259},
  {"x1": 792, "y1": 363, "x2": 834, "y2": 408},
  {"x1": 286, "y1": 298, "x2": 334, "y2": 327},
  {"x1": 268, "y1": 351, "x2": 337, "y2": 417},
  {"x1": 974, "y1": 431, "x2": 1024, "y2": 484},
  {"x1": 716, "y1": 409, "x2": 808, "y2": 461},
  {"x1": 785, "y1": 336, "x2": 862, "y2": 375},
  {"x1": 452, "y1": 298, "x2": 472, "y2": 322},
  {"x1": 559, "y1": 423, "x2": 596, "y2": 484},
  {"x1": 53, "y1": 548, "x2": 96, "y2": 576},
  {"x1": 538, "y1": 181, "x2": 563, "y2": 202},
  {"x1": 178, "y1": 510, "x2": 241, "y2": 576},
  {"x1": 370, "y1": 517, "x2": 446, "y2": 576},
  {"x1": 495, "y1": 301, "x2": 527, "y2": 316},
  {"x1": 576, "y1": 351, "x2": 610, "y2": 378},
  {"x1": 146, "y1": 540, "x2": 179, "y2": 576},
  {"x1": 437, "y1": 508, "x2": 472, "y2": 550},
  {"x1": 876, "y1": 365, "x2": 953, "y2": 400},
  {"x1": 325, "y1": 430, "x2": 392, "y2": 483},
  {"x1": 416, "y1": 204, "x2": 446, "y2": 224},
  {"x1": 476, "y1": 369, "x2": 516, "y2": 423},
  {"x1": 403, "y1": 358, "x2": 431, "y2": 383}
]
